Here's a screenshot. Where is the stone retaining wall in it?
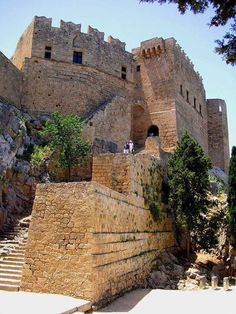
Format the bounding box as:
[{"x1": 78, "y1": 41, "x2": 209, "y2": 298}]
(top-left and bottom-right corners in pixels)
[{"x1": 20, "y1": 180, "x2": 175, "y2": 302}]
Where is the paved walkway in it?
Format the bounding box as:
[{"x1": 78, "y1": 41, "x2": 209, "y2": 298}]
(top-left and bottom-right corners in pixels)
[
  {"x1": 95, "y1": 287, "x2": 236, "y2": 314},
  {"x1": 0, "y1": 291, "x2": 90, "y2": 314}
]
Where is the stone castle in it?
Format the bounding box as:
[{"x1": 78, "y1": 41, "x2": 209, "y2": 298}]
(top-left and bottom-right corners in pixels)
[
  {"x1": 0, "y1": 16, "x2": 229, "y2": 171},
  {"x1": 0, "y1": 16, "x2": 230, "y2": 304}
]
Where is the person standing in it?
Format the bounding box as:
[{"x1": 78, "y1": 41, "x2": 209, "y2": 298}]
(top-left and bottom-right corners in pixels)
[
  {"x1": 129, "y1": 140, "x2": 134, "y2": 154},
  {"x1": 124, "y1": 142, "x2": 129, "y2": 154}
]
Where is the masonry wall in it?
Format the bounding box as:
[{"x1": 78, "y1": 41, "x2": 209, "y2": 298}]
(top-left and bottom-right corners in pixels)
[
  {"x1": 22, "y1": 58, "x2": 135, "y2": 116},
  {"x1": 0, "y1": 52, "x2": 23, "y2": 107},
  {"x1": 20, "y1": 181, "x2": 175, "y2": 302},
  {"x1": 207, "y1": 99, "x2": 229, "y2": 172},
  {"x1": 83, "y1": 97, "x2": 133, "y2": 153},
  {"x1": 174, "y1": 44, "x2": 208, "y2": 153},
  {"x1": 11, "y1": 21, "x2": 34, "y2": 70},
  {"x1": 132, "y1": 38, "x2": 177, "y2": 152}
]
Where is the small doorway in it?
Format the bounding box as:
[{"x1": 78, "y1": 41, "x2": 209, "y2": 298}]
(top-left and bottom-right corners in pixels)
[{"x1": 147, "y1": 125, "x2": 159, "y2": 137}]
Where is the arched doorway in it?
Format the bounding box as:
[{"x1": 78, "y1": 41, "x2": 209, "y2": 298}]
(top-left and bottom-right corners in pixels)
[{"x1": 147, "y1": 125, "x2": 159, "y2": 137}]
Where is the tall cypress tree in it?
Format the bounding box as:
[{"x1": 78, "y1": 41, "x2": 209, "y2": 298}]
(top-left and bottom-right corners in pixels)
[
  {"x1": 228, "y1": 146, "x2": 236, "y2": 244},
  {"x1": 168, "y1": 131, "x2": 212, "y2": 256}
]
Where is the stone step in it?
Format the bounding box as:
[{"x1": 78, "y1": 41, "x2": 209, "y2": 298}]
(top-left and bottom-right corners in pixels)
[
  {"x1": 0, "y1": 263, "x2": 23, "y2": 271},
  {"x1": 0, "y1": 284, "x2": 19, "y2": 291},
  {"x1": 12, "y1": 248, "x2": 25, "y2": 253},
  {"x1": 0, "y1": 273, "x2": 21, "y2": 280},
  {"x1": 4, "y1": 256, "x2": 25, "y2": 261},
  {"x1": 0, "y1": 260, "x2": 24, "y2": 266},
  {"x1": 8, "y1": 253, "x2": 25, "y2": 258},
  {"x1": 0, "y1": 278, "x2": 21, "y2": 285},
  {"x1": 0, "y1": 240, "x2": 19, "y2": 245},
  {"x1": 0, "y1": 268, "x2": 22, "y2": 275}
]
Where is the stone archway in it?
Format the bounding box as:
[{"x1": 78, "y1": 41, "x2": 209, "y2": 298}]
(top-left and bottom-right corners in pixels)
[{"x1": 147, "y1": 125, "x2": 159, "y2": 137}]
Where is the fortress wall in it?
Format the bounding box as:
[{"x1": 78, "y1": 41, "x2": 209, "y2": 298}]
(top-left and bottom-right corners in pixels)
[
  {"x1": 83, "y1": 97, "x2": 132, "y2": 153},
  {"x1": 20, "y1": 181, "x2": 175, "y2": 302},
  {"x1": 92, "y1": 153, "x2": 163, "y2": 199},
  {"x1": 0, "y1": 52, "x2": 23, "y2": 107},
  {"x1": 207, "y1": 99, "x2": 229, "y2": 172},
  {"x1": 20, "y1": 154, "x2": 175, "y2": 302},
  {"x1": 132, "y1": 38, "x2": 177, "y2": 152},
  {"x1": 174, "y1": 44, "x2": 208, "y2": 153},
  {"x1": 22, "y1": 58, "x2": 135, "y2": 116},
  {"x1": 30, "y1": 16, "x2": 133, "y2": 81},
  {"x1": 11, "y1": 21, "x2": 34, "y2": 70}
]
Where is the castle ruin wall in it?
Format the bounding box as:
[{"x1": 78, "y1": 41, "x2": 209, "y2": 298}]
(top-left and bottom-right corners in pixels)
[
  {"x1": 11, "y1": 21, "x2": 34, "y2": 70},
  {"x1": 0, "y1": 52, "x2": 23, "y2": 107},
  {"x1": 207, "y1": 99, "x2": 229, "y2": 172},
  {"x1": 20, "y1": 180, "x2": 175, "y2": 302},
  {"x1": 174, "y1": 43, "x2": 208, "y2": 153},
  {"x1": 21, "y1": 57, "x2": 135, "y2": 116},
  {"x1": 83, "y1": 96, "x2": 133, "y2": 153}
]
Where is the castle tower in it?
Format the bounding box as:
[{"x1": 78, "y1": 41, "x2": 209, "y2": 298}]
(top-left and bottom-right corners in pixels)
[
  {"x1": 207, "y1": 99, "x2": 229, "y2": 172},
  {"x1": 132, "y1": 38, "x2": 208, "y2": 154}
]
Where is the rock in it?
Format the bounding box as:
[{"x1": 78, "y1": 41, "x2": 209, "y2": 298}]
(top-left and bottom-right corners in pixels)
[
  {"x1": 148, "y1": 270, "x2": 169, "y2": 288},
  {"x1": 159, "y1": 251, "x2": 178, "y2": 264},
  {"x1": 185, "y1": 267, "x2": 201, "y2": 279}
]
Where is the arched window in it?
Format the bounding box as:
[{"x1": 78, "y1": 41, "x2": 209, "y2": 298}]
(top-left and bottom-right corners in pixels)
[{"x1": 147, "y1": 125, "x2": 159, "y2": 137}]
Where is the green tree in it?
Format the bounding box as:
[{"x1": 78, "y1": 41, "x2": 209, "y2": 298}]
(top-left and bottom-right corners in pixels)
[
  {"x1": 228, "y1": 146, "x2": 236, "y2": 244},
  {"x1": 168, "y1": 131, "x2": 212, "y2": 257},
  {"x1": 40, "y1": 112, "x2": 91, "y2": 181},
  {"x1": 140, "y1": 0, "x2": 236, "y2": 65}
]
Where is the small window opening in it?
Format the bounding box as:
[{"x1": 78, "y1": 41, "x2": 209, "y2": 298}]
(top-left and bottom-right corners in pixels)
[
  {"x1": 137, "y1": 65, "x2": 141, "y2": 72},
  {"x1": 180, "y1": 84, "x2": 183, "y2": 96},
  {"x1": 44, "y1": 46, "x2": 51, "y2": 59},
  {"x1": 147, "y1": 125, "x2": 159, "y2": 137},
  {"x1": 194, "y1": 97, "x2": 197, "y2": 109},
  {"x1": 186, "y1": 90, "x2": 189, "y2": 103},
  {"x1": 199, "y1": 104, "x2": 202, "y2": 115},
  {"x1": 121, "y1": 66, "x2": 127, "y2": 80},
  {"x1": 73, "y1": 51, "x2": 83, "y2": 64},
  {"x1": 219, "y1": 105, "x2": 222, "y2": 112}
]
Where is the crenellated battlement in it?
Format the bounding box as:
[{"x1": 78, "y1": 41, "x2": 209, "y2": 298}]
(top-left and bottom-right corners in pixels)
[
  {"x1": 33, "y1": 16, "x2": 126, "y2": 51},
  {"x1": 174, "y1": 42, "x2": 203, "y2": 83}
]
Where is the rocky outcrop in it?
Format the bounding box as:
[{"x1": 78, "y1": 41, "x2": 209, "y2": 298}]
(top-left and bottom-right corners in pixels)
[{"x1": 0, "y1": 102, "x2": 46, "y2": 229}]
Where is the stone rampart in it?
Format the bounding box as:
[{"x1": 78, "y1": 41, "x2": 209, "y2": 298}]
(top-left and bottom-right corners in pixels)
[
  {"x1": 22, "y1": 58, "x2": 135, "y2": 116},
  {"x1": 0, "y1": 52, "x2": 23, "y2": 107},
  {"x1": 20, "y1": 153, "x2": 175, "y2": 303},
  {"x1": 12, "y1": 16, "x2": 133, "y2": 81},
  {"x1": 20, "y1": 181, "x2": 175, "y2": 302}
]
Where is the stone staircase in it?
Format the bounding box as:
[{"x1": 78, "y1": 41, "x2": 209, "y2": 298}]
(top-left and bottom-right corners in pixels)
[{"x1": 0, "y1": 218, "x2": 30, "y2": 291}]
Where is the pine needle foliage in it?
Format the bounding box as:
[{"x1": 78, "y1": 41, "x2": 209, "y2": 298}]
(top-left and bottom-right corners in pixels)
[
  {"x1": 168, "y1": 131, "x2": 212, "y2": 254},
  {"x1": 228, "y1": 146, "x2": 236, "y2": 243}
]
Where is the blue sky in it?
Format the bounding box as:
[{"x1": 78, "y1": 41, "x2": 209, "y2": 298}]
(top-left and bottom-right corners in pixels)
[{"x1": 0, "y1": 0, "x2": 235, "y2": 150}]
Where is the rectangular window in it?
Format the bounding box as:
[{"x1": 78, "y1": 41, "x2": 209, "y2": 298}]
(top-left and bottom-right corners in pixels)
[
  {"x1": 137, "y1": 65, "x2": 141, "y2": 72},
  {"x1": 186, "y1": 90, "x2": 189, "y2": 103},
  {"x1": 199, "y1": 104, "x2": 202, "y2": 115},
  {"x1": 180, "y1": 84, "x2": 183, "y2": 96},
  {"x1": 44, "y1": 46, "x2": 51, "y2": 59},
  {"x1": 73, "y1": 51, "x2": 83, "y2": 64},
  {"x1": 121, "y1": 66, "x2": 127, "y2": 80},
  {"x1": 194, "y1": 97, "x2": 196, "y2": 109}
]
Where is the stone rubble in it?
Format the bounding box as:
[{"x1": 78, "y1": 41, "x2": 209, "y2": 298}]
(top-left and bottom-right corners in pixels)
[{"x1": 146, "y1": 250, "x2": 230, "y2": 291}]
